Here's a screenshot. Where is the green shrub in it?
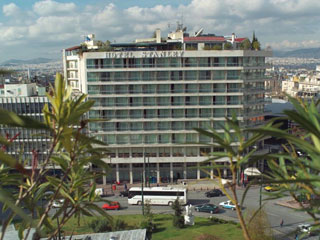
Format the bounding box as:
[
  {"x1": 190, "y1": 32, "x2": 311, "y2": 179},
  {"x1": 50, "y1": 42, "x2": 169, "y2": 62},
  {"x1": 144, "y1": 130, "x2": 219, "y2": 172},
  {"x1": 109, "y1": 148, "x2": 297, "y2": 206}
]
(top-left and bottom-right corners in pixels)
[
  {"x1": 224, "y1": 42, "x2": 233, "y2": 50},
  {"x1": 172, "y1": 199, "x2": 184, "y2": 228},
  {"x1": 113, "y1": 219, "x2": 128, "y2": 231},
  {"x1": 89, "y1": 218, "x2": 112, "y2": 233}
]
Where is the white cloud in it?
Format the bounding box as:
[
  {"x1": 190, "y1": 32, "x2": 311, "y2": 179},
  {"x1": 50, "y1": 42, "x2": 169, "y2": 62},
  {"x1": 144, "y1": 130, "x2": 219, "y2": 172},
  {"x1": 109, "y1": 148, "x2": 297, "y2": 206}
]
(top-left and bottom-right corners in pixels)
[
  {"x1": 267, "y1": 39, "x2": 320, "y2": 50},
  {"x1": 3, "y1": 3, "x2": 20, "y2": 17},
  {"x1": 33, "y1": 0, "x2": 76, "y2": 16},
  {"x1": 2, "y1": 0, "x2": 320, "y2": 62}
]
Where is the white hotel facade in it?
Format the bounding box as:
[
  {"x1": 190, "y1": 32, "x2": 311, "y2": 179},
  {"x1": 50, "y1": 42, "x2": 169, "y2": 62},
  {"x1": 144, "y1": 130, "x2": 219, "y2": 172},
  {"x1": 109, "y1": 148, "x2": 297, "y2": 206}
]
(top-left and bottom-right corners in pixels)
[{"x1": 63, "y1": 29, "x2": 272, "y2": 184}]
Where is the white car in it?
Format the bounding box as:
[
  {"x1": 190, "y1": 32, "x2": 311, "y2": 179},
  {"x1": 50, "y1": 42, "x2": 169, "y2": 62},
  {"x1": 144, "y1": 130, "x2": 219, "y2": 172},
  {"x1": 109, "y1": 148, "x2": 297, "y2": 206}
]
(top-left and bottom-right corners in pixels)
[
  {"x1": 297, "y1": 224, "x2": 311, "y2": 234},
  {"x1": 52, "y1": 199, "x2": 64, "y2": 208},
  {"x1": 219, "y1": 200, "x2": 236, "y2": 210}
]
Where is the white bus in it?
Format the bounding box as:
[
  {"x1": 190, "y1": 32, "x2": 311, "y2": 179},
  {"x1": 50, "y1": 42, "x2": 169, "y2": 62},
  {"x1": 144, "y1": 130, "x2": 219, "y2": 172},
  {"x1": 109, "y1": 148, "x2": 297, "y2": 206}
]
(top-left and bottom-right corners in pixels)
[{"x1": 128, "y1": 187, "x2": 188, "y2": 206}]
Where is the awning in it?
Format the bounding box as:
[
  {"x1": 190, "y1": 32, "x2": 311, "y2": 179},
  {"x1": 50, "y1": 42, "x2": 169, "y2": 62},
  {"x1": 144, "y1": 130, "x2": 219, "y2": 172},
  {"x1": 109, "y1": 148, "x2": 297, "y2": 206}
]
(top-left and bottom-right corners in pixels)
[{"x1": 244, "y1": 167, "x2": 261, "y2": 176}]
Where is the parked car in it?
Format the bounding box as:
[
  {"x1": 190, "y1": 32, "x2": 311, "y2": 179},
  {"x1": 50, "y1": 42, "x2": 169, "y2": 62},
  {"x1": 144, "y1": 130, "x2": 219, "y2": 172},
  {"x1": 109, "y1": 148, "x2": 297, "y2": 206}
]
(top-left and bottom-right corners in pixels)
[
  {"x1": 102, "y1": 201, "x2": 120, "y2": 210},
  {"x1": 119, "y1": 190, "x2": 128, "y2": 197},
  {"x1": 195, "y1": 204, "x2": 220, "y2": 214},
  {"x1": 219, "y1": 200, "x2": 236, "y2": 210},
  {"x1": 205, "y1": 189, "x2": 224, "y2": 197},
  {"x1": 297, "y1": 224, "x2": 312, "y2": 235},
  {"x1": 52, "y1": 199, "x2": 64, "y2": 208},
  {"x1": 264, "y1": 185, "x2": 279, "y2": 192}
]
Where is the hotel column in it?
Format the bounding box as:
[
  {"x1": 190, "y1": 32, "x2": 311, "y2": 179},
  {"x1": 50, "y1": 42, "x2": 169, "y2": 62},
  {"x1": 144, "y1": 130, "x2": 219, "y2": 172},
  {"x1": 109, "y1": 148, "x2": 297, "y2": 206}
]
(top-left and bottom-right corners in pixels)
[
  {"x1": 210, "y1": 162, "x2": 214, "y2": 180},
  {"x1": 116, "y1": 164, "x2": 120, "y2": 183},
  {"x1": 223, "y1": 162, "x2": 227, "y2": 178},
  {"x1": 156, "y1": 163, "x2": 160, "y2": 184},
  {"x1": 183, "y1": 162, "x2": 187, "y2": 179},
  {"x1": 197, "y1": 162, "x2": 200, "y2": 180},
  {"x1": 170, "y1": 162, "x2": 173, "y2": 183},
  {"x1": 129, "y1": 163, "x2": 133, "y2": 184},
  {"x1": 102, "y1": 169, "x2": 106, "y2": 185}
]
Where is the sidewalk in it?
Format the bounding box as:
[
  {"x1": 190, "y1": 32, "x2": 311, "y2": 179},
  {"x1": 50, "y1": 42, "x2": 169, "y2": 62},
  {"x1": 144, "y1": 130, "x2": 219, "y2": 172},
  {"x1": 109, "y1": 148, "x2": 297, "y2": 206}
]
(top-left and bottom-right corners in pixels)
[{"x1": 275, "y1": 199, "x2": 309, "y2": 210}]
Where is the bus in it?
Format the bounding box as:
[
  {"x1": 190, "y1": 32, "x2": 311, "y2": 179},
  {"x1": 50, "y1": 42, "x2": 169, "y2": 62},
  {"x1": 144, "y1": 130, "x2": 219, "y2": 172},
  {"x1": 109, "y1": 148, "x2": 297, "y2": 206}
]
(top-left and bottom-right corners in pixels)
[{"x1": 128, "y1": 187, "x2": 188, "y2": 206}]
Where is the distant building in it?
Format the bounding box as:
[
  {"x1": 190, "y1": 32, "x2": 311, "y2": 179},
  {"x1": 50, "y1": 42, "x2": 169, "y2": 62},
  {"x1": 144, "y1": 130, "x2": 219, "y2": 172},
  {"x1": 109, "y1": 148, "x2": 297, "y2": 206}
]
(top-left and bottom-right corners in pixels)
[
  {"x1": 281, "y1": 66, "x2": 320, "y2": 100},
  {"x1": 0, "y1": 83, "x2": 49, "y2": 165},
  {"x1": 63, "y1": 27, "x2": 272, "y2": 184}
]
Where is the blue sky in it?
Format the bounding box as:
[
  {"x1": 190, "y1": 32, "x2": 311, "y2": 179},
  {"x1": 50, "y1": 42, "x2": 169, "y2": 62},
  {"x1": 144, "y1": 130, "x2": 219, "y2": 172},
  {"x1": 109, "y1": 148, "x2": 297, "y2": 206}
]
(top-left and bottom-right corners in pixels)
[{"x1": 1, "y1": 0, "x2": 320, "y2": 62}]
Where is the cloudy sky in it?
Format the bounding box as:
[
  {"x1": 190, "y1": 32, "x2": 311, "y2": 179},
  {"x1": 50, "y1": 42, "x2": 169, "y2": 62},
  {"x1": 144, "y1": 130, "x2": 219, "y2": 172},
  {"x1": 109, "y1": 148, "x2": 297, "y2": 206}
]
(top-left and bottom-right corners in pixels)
[{"x1": 1, "y1": 0, "x2": 320, "y2": 62}]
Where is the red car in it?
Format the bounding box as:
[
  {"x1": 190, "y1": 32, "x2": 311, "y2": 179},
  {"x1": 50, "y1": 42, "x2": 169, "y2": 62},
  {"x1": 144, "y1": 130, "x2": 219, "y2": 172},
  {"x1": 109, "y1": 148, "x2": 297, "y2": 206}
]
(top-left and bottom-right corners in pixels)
[{"x1": 102, "y1": 201, "x2": 120, "y2": 210}]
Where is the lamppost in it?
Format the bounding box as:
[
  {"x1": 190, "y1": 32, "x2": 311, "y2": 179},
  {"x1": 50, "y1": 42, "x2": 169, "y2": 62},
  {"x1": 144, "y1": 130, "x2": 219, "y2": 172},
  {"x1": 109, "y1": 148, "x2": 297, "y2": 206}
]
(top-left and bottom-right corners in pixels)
[{"x1": 141, "y1": 170, "x2": 144, "y2": 215}]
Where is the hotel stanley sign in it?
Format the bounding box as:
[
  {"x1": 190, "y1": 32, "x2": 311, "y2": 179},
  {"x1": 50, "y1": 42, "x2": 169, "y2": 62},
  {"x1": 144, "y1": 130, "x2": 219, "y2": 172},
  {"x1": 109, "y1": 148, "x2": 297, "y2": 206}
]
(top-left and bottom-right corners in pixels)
[{"x1": 105, "y1": 51, "x2": 184, "y2": 58}]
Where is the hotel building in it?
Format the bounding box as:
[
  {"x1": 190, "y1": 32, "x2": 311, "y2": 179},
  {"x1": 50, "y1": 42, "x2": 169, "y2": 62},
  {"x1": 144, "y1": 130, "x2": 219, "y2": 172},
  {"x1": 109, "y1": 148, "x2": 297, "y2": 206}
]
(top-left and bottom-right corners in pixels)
[{"x1": 63, "y1": 28, "x2": 272, "y2": 184}]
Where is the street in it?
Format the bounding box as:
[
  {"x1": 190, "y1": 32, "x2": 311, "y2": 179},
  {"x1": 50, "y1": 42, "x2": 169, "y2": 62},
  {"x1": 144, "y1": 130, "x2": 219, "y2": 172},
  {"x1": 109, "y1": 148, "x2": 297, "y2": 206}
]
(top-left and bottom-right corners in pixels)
[{"x1": 95, "y1": 187, "x2": 317, "y2": 240}]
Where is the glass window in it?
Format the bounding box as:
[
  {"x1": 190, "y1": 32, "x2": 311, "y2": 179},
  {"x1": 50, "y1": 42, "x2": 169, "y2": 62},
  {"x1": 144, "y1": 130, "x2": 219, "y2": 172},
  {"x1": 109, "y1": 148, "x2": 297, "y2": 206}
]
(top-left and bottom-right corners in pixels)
[
  {"x1": 142, "y1": 71, "x2": 154, "y2": 81},
  {"x1": 172, "y1": 121, "x2": 184, "y2": 130},
  {"x1": 186, "y1": 134, "x2": 197, "y2": 143},
  {"x1": 170, "y1": 58, "x2": 182, "y2": 67},
  {"x1": 199, "y1": 58, "x2": 210, "y2": 67},
  {"x1": 185, "y1": 121, "x2": 198, "y2": 130},
  {"x1": 199, "y1": 109, "x2": 211, "y2": 117},
  {"x1": 157, "y1": 97, "x2": 170, "y2": 106},
  {"x1": 184, "y1": 58, "x2": 197, "y2": 67},
  {"x1": 156, "y1": 71, "x2": 169, "y2": 81},
  {"x1": 116, "y1": 110, "x2": 128, "y2": 119},
  {"x1": 129, "y1": 72, "x2": 140, "y2": 81},
  {"x1": 158, "y1": 122, "x2": 170, "y2": 130},
  {"x1": 143, "y1": 97, "x2": 156, "y2": 106},
  {"x1": 172, "y1": 109, "x2": 184, "y2": 118},
  {"x1": 185, "y1": 96, "x2": 198, "y2": 106},
  {"x1": 172, "y1": 84, "x2": 184, "y2": 93},
  {"x1": 131, "y1": 97, "x2": 142, "y2": 107},
  {"x1": 130, "y1": 135, "x2": 143, "y2": 144},
  {"x1": 171, "y1": 71, "x2": 183, "y2": 81},
  {"x1": 213, "y1": 71, "x2": 225, "y2": 80},
  {"x1": 199, "y1": 71, "x2": 211, "y2": 80},
  {"x1": 185, "y1": 84, "x2": 198, "y2": 93},
  {"x1": 145, "y1": 109, "x2": 156, "y2": 118},
  {"x1": 172, "y1": 96, "x2": 184, "y2": 106},
  {"x1": 130, "y1": 122, "x2": 143, "y2": 131},
  {"x1": 186, "y1": 147, "x2": 198, "y2": 157},
  {"x1": 156, "y1": 58, "x2": 169, "y2": 67},
  {"x1": 158, "y1": 109, "x2": 170, "y2": 118},
  {"x1": 145, "y1": 134, "x2": 157, "y2": 144},
  {"x1": 199, "y1": 96, "x2": 211, "y2": 105},
  {"x1": 172, "y1": 147, "x2": 184, "y2": 156},
  {"x1": 116, "y1": 97, "x2": 128, "y2": 106},
  {"x1": 144, "y1": 122, "x2": 156, "y2": 131},
  {"x1": 199, "y1": 84, "x2": 212, "y2": 93},
  {"x1": 185, "y1": 109, "x2": 197, "y2": 118},
  {"x1": 185, "y1": 71, "x2": 197, "y2": 80},
  {"x1": 143, "y1": 85, "x2": 156, "y2": 94},
  {"x1": 159, "y1": 134, "x2": 170, "y2": 143},
  {"x1": 130, "y1": 110, "x2": 142, "y2": 119},
  {"x1": 157, "y1": 84, "x2": 170, "y2": 93},
  {"x1": 105, "y1": 135, "x2": 116, "y2": 144}
]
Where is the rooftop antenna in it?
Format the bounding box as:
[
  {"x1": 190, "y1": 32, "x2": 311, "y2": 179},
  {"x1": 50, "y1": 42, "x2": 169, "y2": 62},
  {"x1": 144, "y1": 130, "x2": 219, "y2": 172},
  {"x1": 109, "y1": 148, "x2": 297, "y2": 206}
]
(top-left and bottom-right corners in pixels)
[{"x1": 195, "y1": 28, "x2": 204, "y2": 37}]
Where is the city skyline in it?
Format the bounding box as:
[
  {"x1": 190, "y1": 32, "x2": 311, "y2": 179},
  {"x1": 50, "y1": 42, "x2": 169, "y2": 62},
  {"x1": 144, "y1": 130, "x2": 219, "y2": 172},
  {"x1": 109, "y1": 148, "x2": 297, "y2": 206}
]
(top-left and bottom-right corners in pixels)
[{"x1": 1, "y1": 0, "x2": 320, "y2": 62}]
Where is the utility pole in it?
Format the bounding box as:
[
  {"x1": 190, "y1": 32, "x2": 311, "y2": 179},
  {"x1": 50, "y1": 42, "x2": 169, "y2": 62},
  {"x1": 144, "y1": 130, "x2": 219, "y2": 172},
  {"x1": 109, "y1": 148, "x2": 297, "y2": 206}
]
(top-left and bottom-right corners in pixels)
[
  {"x1": 147, "y1": 157, "x2": 150, "y2": 187},
  {"x1": 141, "y1": 171, "x2": 144, "y2": 215}
]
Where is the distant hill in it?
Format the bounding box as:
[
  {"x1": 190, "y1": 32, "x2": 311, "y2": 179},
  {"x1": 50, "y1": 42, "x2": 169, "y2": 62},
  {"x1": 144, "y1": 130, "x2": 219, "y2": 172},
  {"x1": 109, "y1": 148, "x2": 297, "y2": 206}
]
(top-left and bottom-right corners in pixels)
[
  {"x1": 273, "y1": 48, "x2": 320, "y2": 58},
  {"x1": 1, "y1": 58, "x2": 55, "y2": 66}
]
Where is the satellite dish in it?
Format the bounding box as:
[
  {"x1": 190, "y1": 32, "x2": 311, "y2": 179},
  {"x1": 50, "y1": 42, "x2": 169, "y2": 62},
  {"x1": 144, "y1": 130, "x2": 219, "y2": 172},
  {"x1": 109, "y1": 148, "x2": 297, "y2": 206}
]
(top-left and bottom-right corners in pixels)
[{"x1": 195, "y1": 28, "x2": 204, "y2": 37}]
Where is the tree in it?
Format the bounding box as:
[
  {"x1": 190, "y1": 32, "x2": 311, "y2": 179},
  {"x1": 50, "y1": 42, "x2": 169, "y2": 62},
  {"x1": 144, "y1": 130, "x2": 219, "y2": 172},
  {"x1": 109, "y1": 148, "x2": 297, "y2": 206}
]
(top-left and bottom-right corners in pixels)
[
  {"x1": 0, "y1": 73, "x2": 110, "y2": 239},
  {"x1": 240, "y1": 39, "x2": 252, "y2": 50},
  {"x1": 252, "y1": 41, "x2": 261, "y2": 50},
  {"x1": 172, "y1": 198, "x2": 184, "y2": 228},
  {"x1": 224, "y1": 42, "x2": 233, "y2": 50},
  {"x1": 195, "y1": 114, "x2": 265, "y2": 240},
  {"x1": 213, "y1": 45, "x2": 222, "y2": 50},
  {"x1": 252, "y1": 97, "x2": 320, "y2": 226}
]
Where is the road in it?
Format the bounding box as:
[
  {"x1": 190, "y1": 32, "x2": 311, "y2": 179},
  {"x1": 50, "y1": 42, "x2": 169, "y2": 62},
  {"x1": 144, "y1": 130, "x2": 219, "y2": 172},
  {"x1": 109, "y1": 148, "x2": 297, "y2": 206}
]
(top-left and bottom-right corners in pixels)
[{"x1": 95, "y1": 187, "x2": 317, "y2": 240}]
